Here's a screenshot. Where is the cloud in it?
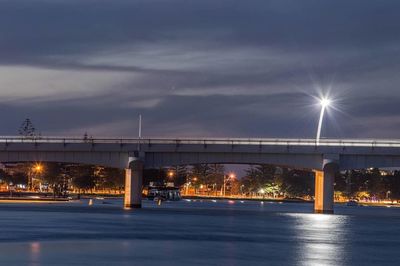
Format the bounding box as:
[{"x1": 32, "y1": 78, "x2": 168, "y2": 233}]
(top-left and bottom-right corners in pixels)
[{"x1": 0, "y1": 0, "x2": 400, "y2": 139}]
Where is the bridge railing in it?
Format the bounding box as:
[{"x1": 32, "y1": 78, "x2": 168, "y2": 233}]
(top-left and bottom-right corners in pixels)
[{"x1": 0, "y1": 136, "x2": 400, "y2": 147}]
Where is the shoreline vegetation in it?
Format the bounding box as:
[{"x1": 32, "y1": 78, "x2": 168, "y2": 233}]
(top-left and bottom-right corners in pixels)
[{"x1": 1, "y1": 163, "x2": 400, "y2": 205}]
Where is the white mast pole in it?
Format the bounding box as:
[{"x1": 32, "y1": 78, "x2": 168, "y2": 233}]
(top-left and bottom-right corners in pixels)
[{"x1": 138, "y1": 114, "x2": 142, "y2": 139}]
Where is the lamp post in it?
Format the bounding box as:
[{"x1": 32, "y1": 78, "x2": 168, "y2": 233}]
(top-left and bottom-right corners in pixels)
[
  {"x1": 223, "y1": 173, "x2": 236, "y2": 197},
  {"x1": 29, "y1": 163, "x2": 43, "y2": 191},
  {"x1": 316, "y1": 98, "x2": 331, "y2": 144},
  {"x1": 185, "y1": 173, "x2": 189, "y2": 196},
  {"x1": 192, "y1": 177, "x2": 198, "y2": 195}
]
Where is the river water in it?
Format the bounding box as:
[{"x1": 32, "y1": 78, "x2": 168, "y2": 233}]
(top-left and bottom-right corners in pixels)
[{"x1": 0, "y1": 199, "x2": 399, "y2": 266}]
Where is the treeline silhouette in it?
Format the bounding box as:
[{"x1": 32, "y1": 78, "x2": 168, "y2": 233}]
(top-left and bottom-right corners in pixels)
[{"x1": 0, "y1": 162, "x2": 399, "y2": 200}]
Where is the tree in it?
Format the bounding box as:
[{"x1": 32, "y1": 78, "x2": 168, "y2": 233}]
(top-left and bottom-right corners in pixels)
[
  {"x1": 0, "y1": 169, "x2": 11, "y2": 184},
  {"x1": 71, "y1": 165, "x2": 96, "y2": 193},
  {"x1": 241, "y1": 166, "x2": 258, "y2": 193},
  {"x1": 96, "y1": 167, "x2": 125, "y2": 193},
  {"x1": 367, "y1": 168, "x2": 387, "y2": 198},
  {"x1": 18, "y1": 118, "x2": 37, "y2": 137},
  {"x1": 280, "y1": 169, "x2": 314, "y2": 198},
  {"x1": 230, "y1": 178, "x2": 241, "y2": 195},
  {"x1": 0, "y1": 169, "x2": 9, "y2": 183},
  {"x1": 190, "y1": 164, "x2": 212, "y2": 187},
  {"x1": 388, "y1": 171, "x2": 400, "y2": 199},
  {"x1": 167, "y1": 165, "x2": 188, "y2": 187},
  {"x1": 72, "y1": 174, "x2": 96, "y2": 193},
  {"x1": 241, "y1": 165, "x2": 277, "y2": 194},
  {"x1": 42, "y1": 163, "x2": 65, "y2": 197},
  {"x1": 350, "y1": 169, "x2": 369, "y2": 194},
  {"x1": 208, "y1": 164, "x2": 225, "y2": 187},
  {"x1": 241, "y1": 165, "x2": 316, "y2": 198},
  {"x1": 10, "y1": 172, "x2": 28, "y2": 186},
  {"x1": 143, "y1": 168, "x2": 166, "y2": 186},
  {"x1": 334, "y1": 171, "x2": 348, "y2": 194}
]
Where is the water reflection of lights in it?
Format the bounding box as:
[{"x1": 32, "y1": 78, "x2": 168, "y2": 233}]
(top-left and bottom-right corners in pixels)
[
  {"x1": 30, "y1": 242, "x2": 40, "y2": 254},
  {"x1": 282, "y1": 213, "x2": 349, "y2": 266},
  {"x1": 29, "y1": 242, "x2": 41, "y2": 264}
]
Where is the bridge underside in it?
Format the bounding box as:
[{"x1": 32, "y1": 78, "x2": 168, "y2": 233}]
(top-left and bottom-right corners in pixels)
[
  {"x1": 4, "y1": 150, "x2": 400, "y2": 171},
  {"x1": 3, "y1": 147, "x2": 400, "y2": 214},
  {"x1": 144, "y1": 152, "x2": 324, "y2": 170},
  {"x1": 0, "y1": 151, "x2": 130, "y2": 169}
]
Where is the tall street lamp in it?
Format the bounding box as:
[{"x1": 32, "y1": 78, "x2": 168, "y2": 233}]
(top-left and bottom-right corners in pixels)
[
  {"x1": 29, "y1": 163, "x2": 43, "y2": 191},
  {"x1": 316, "y1": 98, "x2": 331, "y2": 144},
  {"x1": 223, "y1": 173, "x2": 236, "y2": 197}
]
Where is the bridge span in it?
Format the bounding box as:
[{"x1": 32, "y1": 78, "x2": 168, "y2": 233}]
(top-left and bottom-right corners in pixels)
[{"x1": 2, "y1": 136, "x2": 400, "y2": 213}]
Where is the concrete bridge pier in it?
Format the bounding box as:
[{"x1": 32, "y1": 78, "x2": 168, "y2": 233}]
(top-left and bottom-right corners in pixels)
[
  {"x1": 314, "y1": 160, "x2": 339, "y2": 214},
  {"x1": 124, "y1": 157, "x2": 144, "y2": 209}
]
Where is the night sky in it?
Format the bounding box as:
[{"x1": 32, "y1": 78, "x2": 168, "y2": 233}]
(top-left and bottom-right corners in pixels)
[{"x1": 1, "y1": 0, "x2": 400, "y2": 139}]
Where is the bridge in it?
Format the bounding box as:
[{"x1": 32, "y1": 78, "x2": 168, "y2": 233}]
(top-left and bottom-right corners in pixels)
[{"x1": 2, "y1": 136, "x2": 400, "y2": 213}]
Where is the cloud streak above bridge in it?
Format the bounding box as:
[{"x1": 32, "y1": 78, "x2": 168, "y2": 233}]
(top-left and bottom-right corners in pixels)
[{"x1": 1, "y1": 0, "x2": 400, "y2": 138}]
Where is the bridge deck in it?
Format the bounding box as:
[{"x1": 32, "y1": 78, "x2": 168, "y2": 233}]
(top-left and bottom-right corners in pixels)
[{"x1": 0, "y1": 136, "x2": 400, "y2": 148}]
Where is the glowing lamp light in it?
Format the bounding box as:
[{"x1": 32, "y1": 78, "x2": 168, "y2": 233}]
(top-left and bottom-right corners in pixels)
[
  {"x1": 33, "y1": 163, "x2": 43, "y2": 173},
  {"x1": 320, "y1": 98, "x2": 331, "y2": 108}
]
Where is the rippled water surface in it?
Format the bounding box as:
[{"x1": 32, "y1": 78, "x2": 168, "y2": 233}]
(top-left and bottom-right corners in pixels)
[{"x1": 0, "y1": 199, "x2": 399, "y2": 266}]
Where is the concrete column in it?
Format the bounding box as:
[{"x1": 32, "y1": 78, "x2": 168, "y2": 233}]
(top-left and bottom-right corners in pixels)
[
  {"x1": 314, "y1": 163, "x2": 337, "y2": 214},
  {"x1": 124, "y1": 158, "x2": 144, "y2": 209}
]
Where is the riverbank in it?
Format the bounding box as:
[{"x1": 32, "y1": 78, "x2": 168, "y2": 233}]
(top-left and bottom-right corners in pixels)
[
  {"x1": 1, "y1": 192, "x2": 399, "y2": 208},
  {"x1": 183, "y1": 195, "x2": 311, "y2": 203},
  {"x1": 356, "y1": 202, "x2": 400, "y2": 208},
  {"x1": 0, "y1": 197, "x2": 70, "y2": 203},
  {"x1": 183, "y1": 195, "x2": 400, "y2": 208}
]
